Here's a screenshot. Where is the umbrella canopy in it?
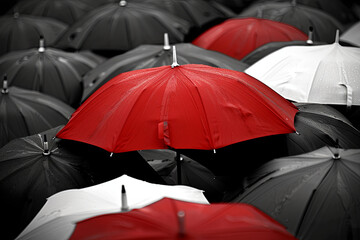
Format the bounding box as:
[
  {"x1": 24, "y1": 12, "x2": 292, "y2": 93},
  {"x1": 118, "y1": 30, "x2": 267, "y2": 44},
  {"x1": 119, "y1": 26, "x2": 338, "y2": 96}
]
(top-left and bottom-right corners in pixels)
[
  {"x1": 57, "y1": 63, "x2": 298, "y2": 153},
  {"x1": 131, "y1": 0, "x2": 234, "y2": 28},
  {"x1": 285, "y1": 103, "x2": 360, "y2": 155},
  {"x1": 16, "y1": 175, "x2": 209, "y2": 240},
  {"x1": 340, "y1": 21, "x2": 360, "y2": 47},
  {"x1": 233, "y1": 146, "x2": 360, "y2": 240},
  {"x1": 69, "y1": 197, "x2": 297, "y2": 240},
  {"x1": 10, "y1": 0, "x2": 94, "y2": 25},
  {"x1": 238, "y1": 1, "x2": 345, "y2": 43},
  {"x1": 245, "y1": 31, "x2": 360, "y2": 107},
  {"x1": 140, "y1": 149, "x2": 226, "y2": 202},
  {"x1": 192, "y1": 17, "x2": 308, "y2": 60},
  {"x1": 0, "y1": 126, "x2": 94, "y2": 240},
  {"x1": 0, "y1": 13, "x2": 67, "y2": 56},
  {"x1": 253, "y1": 0, "x2": 359, "y2": 25},
  {"x1": 55, "y1": 1, "x2": 190, "y2": 52},
  {"x1": 81, "y1": 37, "x2": 249, "y2": 102},
  {"x1": 0, "y1": 84, "x2": 74, "y2": 148},
  {"x1": 0, "y1": 38, "x2": 99, "y2": 107}
]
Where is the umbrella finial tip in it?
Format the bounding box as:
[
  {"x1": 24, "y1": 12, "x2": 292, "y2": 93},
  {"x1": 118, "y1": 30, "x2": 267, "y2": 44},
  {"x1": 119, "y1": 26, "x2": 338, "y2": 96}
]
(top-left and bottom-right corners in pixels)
[
  {"x1": 119, "y1": 0, "x2": 127, "y2": 6},
  {"x1": 163, "y1": 33, "x2": 171, "y2": 50},
  {"x1": 121, "y1": 184, "x2": 129, "y2": 212},
  {"x1": 178, "y1": 210, "x2": 186, "y2": 237},
  {"x1": 38, "y1": 37, "x2": 45, "y2": 52},
  {"x1": 306, "y1": 26, "x2": 314, "y2": 45},
  {"x1": 121, "y1": 185, "x2": 126, "y2": 193},
  {"x1": 171, "y1": 46, "x2": 180, "y2": 68},
  {"x1": 335, "y1": 29, "x2": 340, "y2": 44},
  {"x1": 2, "y1": 75, "x2": 9, "y2": 94},
  {"x1": 43, "y1": 134, "x2": 50, "y2": 156}
]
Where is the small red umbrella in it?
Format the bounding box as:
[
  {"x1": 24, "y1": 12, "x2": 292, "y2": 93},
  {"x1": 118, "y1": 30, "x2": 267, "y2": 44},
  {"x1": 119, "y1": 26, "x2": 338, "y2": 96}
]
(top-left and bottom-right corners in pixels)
[
  {"x1": 192, "y1": 17, "x2": 308, "y2": 60},
  {"x1": 57, "y1": 59, "x2": 298, "y2": 153},
  {"x1": 69, "y1": 197, "x2": 297, "y2": 240}
]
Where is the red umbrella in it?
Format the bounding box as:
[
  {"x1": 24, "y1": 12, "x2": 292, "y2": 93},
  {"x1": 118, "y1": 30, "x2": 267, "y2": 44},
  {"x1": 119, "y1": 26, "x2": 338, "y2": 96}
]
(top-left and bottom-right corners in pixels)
[
  {"x1": 192, "y1": 17, "x2": 308, "y2": 60},
  {"x1": 69, "y1": 197, "x2": 297, "y2": 240},
  {"x1": 57, "y1": 61, "x2": 298, "y2": 153}
]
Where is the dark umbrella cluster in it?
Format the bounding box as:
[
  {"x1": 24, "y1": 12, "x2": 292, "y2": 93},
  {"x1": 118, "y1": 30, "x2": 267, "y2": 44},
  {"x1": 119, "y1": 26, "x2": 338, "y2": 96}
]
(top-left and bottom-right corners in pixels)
[{"x1": 1, "y1": 0, "x2": 360, "y2": 240}]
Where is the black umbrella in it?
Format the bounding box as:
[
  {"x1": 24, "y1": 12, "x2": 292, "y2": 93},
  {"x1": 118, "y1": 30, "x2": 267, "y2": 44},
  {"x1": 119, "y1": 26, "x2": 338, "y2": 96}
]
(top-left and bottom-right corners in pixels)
[
  {"x1": 131, "y1": 0, "x2": 234, "y2": 28},
  {"x1": 0, "y1": 80, "x2": 74, "y2": 148},
  {"x1": 0, "y1": 38, "x2": 99, "y2": 107},
  {"x1": 139, "y1": 149, "x2": 226, "y2": 202},
  {"x1": 55, "y1": 0, "x2": 190, "y2": 52},
  {"x1": 10, "y1": 0, "x2": 95, "y2": 25},
  {"x1": 238, "y1": 0, "x2": 345, "y2": 43},
  {"x1": 253, "y1": 0, "x2": 359, "y2": 25},
  {"x1": 81, "y1": 36, "x2": 249, "y2": 102},
  {"x1": 232, "y1": 146, "x2": 360, "y2": 240},
  {"x1": 0, "y1": 126, "x2": 95, "y2": 240},
  {"x1": 0, "y1": 13, "x2": 67, "y2": 56}
]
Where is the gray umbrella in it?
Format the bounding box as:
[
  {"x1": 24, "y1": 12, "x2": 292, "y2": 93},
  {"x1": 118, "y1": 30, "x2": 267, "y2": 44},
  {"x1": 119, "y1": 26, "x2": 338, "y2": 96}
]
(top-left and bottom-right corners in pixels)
[
  {"x1": 0, "y1": 38, "x2": 98, "y2": 107},
  {"x1": 232, "y1": 146, "x2": 360, "y2": 240}
]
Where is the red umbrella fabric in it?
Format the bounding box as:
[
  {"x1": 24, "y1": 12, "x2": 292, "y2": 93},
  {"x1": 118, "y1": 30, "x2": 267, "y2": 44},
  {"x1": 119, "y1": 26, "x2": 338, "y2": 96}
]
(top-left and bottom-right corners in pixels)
[
  {"x1": 57, "y1": 64, "x2": 298, "y2": 153},
  {"x1": 69, "y1": 197, "x2": 297, "y2": 240},
  {"x1": 192, "y1": 17, "x2": 308, "y2": 60}
]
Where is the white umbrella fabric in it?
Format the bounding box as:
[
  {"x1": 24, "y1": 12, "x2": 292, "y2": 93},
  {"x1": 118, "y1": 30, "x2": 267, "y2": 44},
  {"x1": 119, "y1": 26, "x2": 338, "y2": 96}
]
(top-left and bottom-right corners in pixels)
[
  {"x1": 16, "y1": 174, "x2": 208, "y2": 240},
  {"x1": 245, "y1": 31, "x2": 360, "y2": 107}
]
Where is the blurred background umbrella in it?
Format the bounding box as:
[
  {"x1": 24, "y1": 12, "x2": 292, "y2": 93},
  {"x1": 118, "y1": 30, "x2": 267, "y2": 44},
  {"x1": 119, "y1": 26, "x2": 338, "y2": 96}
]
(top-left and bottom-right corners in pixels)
[
  {"x1": 340, "y1": 21, "x2": 360, "y2": 47},
  {"x1": 242, "y1": 27, "x2": 325, "y2": 65},
  {"x1": 81, "y1": 34, "x2": 249, "y2": 102},
  {"x1": 232, "y1": 146, "x2": 360, "y2": 240},
  {"x1": 0, "y1": 37, "x2": 99, "y2": 107},
  {"x1": 10, "y1": 0, "x2": 95, "y2": 25},
  {"x1": 253, "y1": 0, "x2": 359, "y2": 25},
  {"x1": 245, "y1": 31, "x2": 360, "y2": 107},
  {"x1": 69, "y1": 197, "x2": 297, "y2": 240},
  {"x1": 0, "y1": 13, "x2": 67, "y2": 56},
  {"x1": 192, "y1": 17, "x2": 308, "y2": 60},
  {"x1": 55, "y1": 0, "x2": 190, "y2": 54},
  {"x1": 0, "y1": 126, "x2": 94, "y2": 240},
  {"x1": 139, "y1": 149, "x2": 226, "y2": 202},
  {"x1": 17, "y1": 175, "x2": 209, "y2": 240},
  {"x1": 238, "y1": 0, "x2": 345, "y2": 43},
  {"x1": 0, "y1": 82, "x2": 74, "y2": 148}
]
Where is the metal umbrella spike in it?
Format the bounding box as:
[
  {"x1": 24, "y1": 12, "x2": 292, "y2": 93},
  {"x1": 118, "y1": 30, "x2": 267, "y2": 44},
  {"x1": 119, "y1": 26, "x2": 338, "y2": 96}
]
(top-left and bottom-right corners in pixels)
[
  {"x1": 2, "y1": 75, "x2": 8, "y2": 94},
  {"x1": 306, "y1": 26, "x2": 314, "y2": 45},
  {"x1": 121, "y1": 185, "x2": 129, "y2": 212},
  {"x1": 43, "y1": 134, "x2": 50, "y2": 156},
  {"x1": 163, "y1": 33, "x2": 171, "y2": 51},
  {"x1": 171, "y1": 46, "x2": 180, "y2": 68},
  {"x1": 38, "y1": 36, "x2": 45, "y2": 53}
]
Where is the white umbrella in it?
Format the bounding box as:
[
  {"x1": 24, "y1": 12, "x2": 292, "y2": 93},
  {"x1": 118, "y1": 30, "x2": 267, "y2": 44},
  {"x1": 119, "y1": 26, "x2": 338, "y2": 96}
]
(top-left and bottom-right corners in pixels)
[
  {"x1": 16, "y1": 174, "x2": 209, "y2": 240},
  {"x1": 245, "y1": 30, "x2": 360, "y2": 107}
]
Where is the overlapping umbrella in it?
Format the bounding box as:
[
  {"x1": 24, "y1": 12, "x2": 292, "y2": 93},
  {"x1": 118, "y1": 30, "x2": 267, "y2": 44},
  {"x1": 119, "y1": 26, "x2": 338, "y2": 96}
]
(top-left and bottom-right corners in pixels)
[
  {"x1": 245, "y1": 31, "x2": 360, "y2": 107},
  {"x1": 69, "y1": 197, "x2": 297, "y2": 240},
  {"x1": 55, "y1": 0, "x2": 190, "y2": 52},
  {"x1": 16, "y1": 175, "x2": 209, "y2": 240},
  {"x1": 239, "y1": 0, "x2": 345, "y2": 43},
  {"x1": 10, "y1": 0, "x2": 94, "y2": 25},
  {"x1": 0, "y1": 126, "x2": 94, "y2": 240},
  {"x1": 0, "y1": 38, "x2": 99, "y2": 107},
  {"x1": 233, "y1": 146, "x2": 360, "y2": 240},
  {"x1": 0, "y1": 13, "x2": 67, "y2": 56},
  {"x1": 340, "y1": 21, "x2": 360, "y2": 47},
  {"x1": 192, "y1": 17, "x2": 308, "y2": 60},
  {"x1": 0, "y1": 82, "x2": 74, "y2": 148}
]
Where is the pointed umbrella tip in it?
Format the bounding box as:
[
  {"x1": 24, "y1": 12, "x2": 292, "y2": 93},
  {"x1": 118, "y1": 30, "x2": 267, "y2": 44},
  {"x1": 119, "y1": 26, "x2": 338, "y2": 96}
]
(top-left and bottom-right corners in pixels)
[
  {"x1": 43, "y1": 134, "x2": 50, "y2": 156},
  {"x1": 119, "y1": 0, "x2": 127, "y2": 6},
  {"x1": 121, "y1": 184, "x2": 129, "y2": 211},
  {"x1": 38, "y1": 36, "x2": 45, "y2": 52},
  {"x1": 171, "y1": 46, "x2": 180, "y2": 68},
  {"x1": 178, "y1": 211, "x2": 186, "y2": 237},
  {"x1": 1, "y1": 74, "x2": 9, "y2": 94},
  {"x1": 163, "y1": 33, "x2": 171, "y2": 51},
  {"x1": 334, "y1": 29, "x2": 340, "y2": 44},
  {"x1": 306, "y1": 26, "x2": 314, "y2": 45}
]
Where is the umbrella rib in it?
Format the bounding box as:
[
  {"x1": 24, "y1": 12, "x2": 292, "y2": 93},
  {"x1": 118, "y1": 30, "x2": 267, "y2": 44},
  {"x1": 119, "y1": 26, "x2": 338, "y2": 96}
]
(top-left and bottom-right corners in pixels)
[{"x1": 294, "y1": 160, "x2": 335, "y2": 236}]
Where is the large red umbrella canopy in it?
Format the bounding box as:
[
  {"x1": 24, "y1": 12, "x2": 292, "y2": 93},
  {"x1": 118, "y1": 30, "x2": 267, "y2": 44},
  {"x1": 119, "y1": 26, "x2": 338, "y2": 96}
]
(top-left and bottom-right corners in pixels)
[
  {"x1": 57, "y1": 64, "x2": 298, "y2": 153},
  {"x1": 192, "y1": 17, "x2": 308, "y2": 60},
  {"x1": 69, "y1": 197, "x2": 297, "y2": 240}
]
